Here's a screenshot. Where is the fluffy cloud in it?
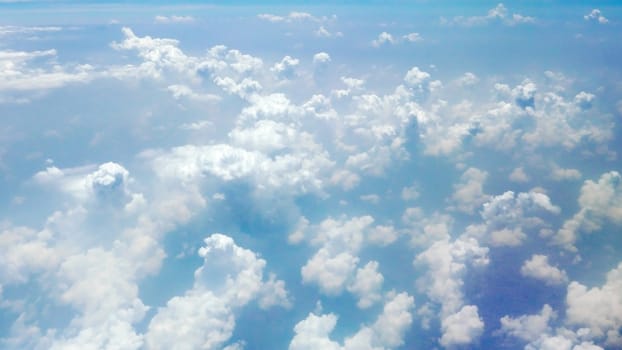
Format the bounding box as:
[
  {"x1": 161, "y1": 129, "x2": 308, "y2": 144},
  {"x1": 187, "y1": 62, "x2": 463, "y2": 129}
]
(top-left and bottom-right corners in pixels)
[
  {"x1": 500, "y1": 304, "x2": 607, "y2": 350},
  {"x1": 290, "y1": 292, "x2": 414, "y2": 350},
  {"x1": 347, "y1": 261, "x2": 384, "y2": 309},
  {"x1": 554, "y1": 171, "x2": 622, "y2": 251},
  {"x1": 521, "y1": 255, "x2": 568, "y2": 286},
  {"x1": 466, "y1": 190, "x2": 560, "y2": 247},
  {"x1": 440, "y1": 305, "x2": 485, "y2": 347},
  {"x1": 566, "y1": 262, "x2": 622, "y2": 346},
  {"x1": 302, "y1": 249, "x2": 360, "y2": 295},
  {"x1": 415, "y1": 232, "x2": 489, "y2": 347},
  {"x1": 415, "y1": 236, "x2": 489, "y2": 316},
  {"x1": 402, "y1": 208, "x2": 452, "y2": 247},
  {"x1": 34, "y1": 162, "x2": 132, "y2": 202},
  {"x1": 146, "y1": 234, "x2": 289, "y2": 349},
  {"x1": 313, "y1": 52, "x2": 331, "y2": 65},
  {"x1": 584, "y1": 9, "x2": 608, "y2": 24},
  {"x1": 271, "y1": 55, "x2": 300, "y2": 79},
  {"x1": 296, "y1": 215, "x2": 391, "y2": 305},
  {"x1": 500, "y1": 304, "x2": 556, "y2": 342},
  {"x1": 449, "y1": 167, "x2": 489, "y2": 214},
  {"x1": 371, "y1": 32, "x2": 396, "y2": 47},
  {"x1": 403, "y1": 66, "x2": 430, "y2": 87},
  {"x1": 149, "y1": 142, "x2": 333, "y2": 196}
]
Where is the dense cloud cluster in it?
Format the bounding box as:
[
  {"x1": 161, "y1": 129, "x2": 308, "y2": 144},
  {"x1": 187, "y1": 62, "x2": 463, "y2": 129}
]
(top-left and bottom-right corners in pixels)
[{"x1": 0, "y1": 3, "x2": 620, "y2": 349}]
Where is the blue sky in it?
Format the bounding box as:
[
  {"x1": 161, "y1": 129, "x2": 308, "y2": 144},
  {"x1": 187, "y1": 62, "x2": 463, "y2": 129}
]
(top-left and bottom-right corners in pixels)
[{"x1": 1, "y1": 1, "x2": 621, "y2": 349}]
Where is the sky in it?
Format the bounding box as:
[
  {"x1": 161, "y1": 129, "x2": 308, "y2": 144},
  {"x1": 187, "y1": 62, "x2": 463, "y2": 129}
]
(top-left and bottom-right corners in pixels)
[{"x1": 0, "y1": 1, "x2": 621, "y2": 349}]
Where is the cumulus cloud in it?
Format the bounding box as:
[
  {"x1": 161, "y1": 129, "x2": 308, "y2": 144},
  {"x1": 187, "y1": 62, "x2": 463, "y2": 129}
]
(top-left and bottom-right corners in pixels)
[
  {"x1": 440, "y1": 305, "x2": 485, "y2": 347},
  {"x1": 500, "y1": 304, "x2": 556, "y2": 342},
  {"x1": 402, "y1": 208, "x2": 452, "y2": 247},
  {"x1": 371, "y1": 32, "x2": 422, "y2": 47},
  {"x1": 469, "y1": 190, "x2": 561, "y2": 247},
  {"x1": 146, "y1": 234, "x2": 289, "y2": 349},
  {"x1": 34, "y1": 162, "x2": 132, "y2": 202},
  {"x1": 521, "y1": 255, "x2": 568, "y2": 286},
  {"x1": 371, "y1": 32, "x2": 396, "y2": 47},
  {"x1": 347, "y1": 261, "x2": 384, "y2": 309},
  {"x1": 554, "y1": 171, "x2": 622, "y2": 251},
  {"x1": 271, "y1": 55, "x2": 300, "y2": 79},
  {"x1": 566, "y1": 262, "x2": 622, "y2": 346},
  {"x1": 449, "y1": 167, "x2": 489, "y2": 214},
  {"x1": 500, "y1": 304, "x2": 607, "y2": 350},
  {"x1": 415, "y1": 235, "x2": 489, "y2": 317},
  {"x1": 415, "y1": 234, "x2": 489, "y2": 347},
  {"x1": 584, "y1": 9, "x2": 608, "y2": 24},
  {"x1": 404, "y1": 66, "x2": 431, "y2": 87},
  {"x1": 313, "y1": 52, "x2": 331, "y2": 65},
  {"x1": 290, "y1": 292, "x2": 414, "y2": 350}
]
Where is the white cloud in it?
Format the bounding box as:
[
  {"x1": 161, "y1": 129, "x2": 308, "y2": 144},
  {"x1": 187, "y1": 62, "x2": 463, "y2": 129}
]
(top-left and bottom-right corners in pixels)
[
  {"x1": 584, "y1": 9, "x2": 608, "y2": 24},
  {"x1": 402, "y1": 208, "x2": 452, "y2": 247},
  {"x1": 401, "y1": 184, "x2": 419, "y2": 201},
  {"x1": 34, "y1": 162, "x2": 132, "y2": 202},
  {"x1": 313, "y1": 52, "x2": 331, "y2": 65},
  {"x1": 554, "y1": 171, "x2": 622, "y2": 251},
  {"x1": 440, "y1": 305, "x2": 485, "y2": 347},
  {"x1": 167, "y1": 84, "x2": 221, "y2": 102},
  {"x1": 372, "y1": 32, "x2": 422, "y2": 47},
  {"x1": 521, "y1": 255, "x2": 568, "y2": 286},
  {"x1": 456, "y1": 72, "x2": 479, "y2": 86},
  {"x1": 347, "y1": 261, "x2": 384, "y2": 309},
  {"x1": 149, "y1": 142, "x2": 333, "y2": 196},
  {"x1": 0, "y1": 48, "x2": 93, "y2": 92},
  {"x1": 271, "y1": 55, "x2": 300, "y2": 79},
  {"x1": 442, "y1": 3, "x2": 534, "y2": 26},
  {"x1": 566, "y1": 262, "x2": 622, "y2": 346},
  {"x1": 470, "y1": 190, "x2": 560, "y2": 247},
  {"x1": 290, "y1": 292, "x2": 414, "y2": 350},
  {"x1": 367, "y1": 225, "x2": 399, "y2": 246},
  {"x1": 509, "y1": 167, "x2": 529, "y2": 183},
  {"x1": 0, "y1": 225, "x2": 57, "y2": 284},
  {"x1": 449, "y1": 167, "x2": 489, "y2": 214},
  {"x1": 500, "y1": 304, "x2": 556, "y2": 342},
  {"x1": 146, "y1": 234, "x2": 289, "y2": 349},
  {"x1": 415, "y1": 235, "x2": 489, "y2": 318},
  {"x1": 371, "y1": 32, "x2": 396, "y2": 47},
  {"x1": 289, "y1": 313, "x2": 342, "y2": 350},
  {"x1": 0, "y1": 25, "x2": 61, "y2": 37},
  {"x1": 315, "y1": 26, "x2": 342, "y2": 38},
  {"x1": 302, "y1": 249, "x2": 360, "y2": 295},
  {"x1": 154, "y1": 15, "x2": 195, "y2": 24},
  {"x1": 404, "y1": 66, "x2": 431, "y2": 87},
  {"x1": 402, "y1": 32, "x2": 423, "y2": 42},
  {"x1": 360, "y1": 194, "x2": 380, "y2": 204},
  {"x1": 551, "y1": 164, "x2": 582, "y2": 181},
  {"x1": 257, "y1": 11, "x2": 319, "y2": 23}
]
